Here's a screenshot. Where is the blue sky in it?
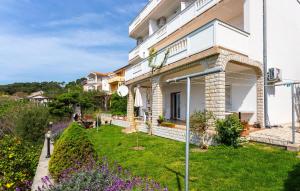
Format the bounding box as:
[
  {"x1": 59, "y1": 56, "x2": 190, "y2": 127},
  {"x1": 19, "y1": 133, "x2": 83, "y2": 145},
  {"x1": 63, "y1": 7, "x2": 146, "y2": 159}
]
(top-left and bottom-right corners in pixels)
[{"x1": 0, "y1": 0, "x2": 147, "y2": 84}]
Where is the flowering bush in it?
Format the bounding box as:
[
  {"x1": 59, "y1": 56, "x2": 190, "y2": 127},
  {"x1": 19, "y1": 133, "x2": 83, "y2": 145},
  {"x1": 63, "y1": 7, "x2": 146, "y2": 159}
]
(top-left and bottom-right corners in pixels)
[
  {"x1": 40, "y1": 158, "x2": 167, "y2": 191},
  {"x1": 49, "y1": 122, "x2": 97, "y2": 180},
  {"x1": 0, "y1": 135, "x2": 40, "y2": 191}
]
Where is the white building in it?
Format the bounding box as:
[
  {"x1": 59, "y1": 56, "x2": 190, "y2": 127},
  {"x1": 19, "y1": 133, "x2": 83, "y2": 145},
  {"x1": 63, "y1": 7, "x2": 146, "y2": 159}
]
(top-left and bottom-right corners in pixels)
[
  {"x1": 27, "y1": 91, "x2": 50, "y2": 105},
  {"x1": 124, "y1": 0, "x2": 300, "y2": 132},
  {"x1": 83, "y1": 72, "x2": 110, "y2": 92}
]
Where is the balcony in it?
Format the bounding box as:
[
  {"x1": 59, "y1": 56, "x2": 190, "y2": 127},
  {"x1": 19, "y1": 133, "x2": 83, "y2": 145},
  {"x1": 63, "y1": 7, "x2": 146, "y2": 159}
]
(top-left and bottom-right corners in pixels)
[
  {"x1": 129, "y1": 0, "x2": 162, "y2": 35},
  {"x1": 108, "y1": 76, "x2": 125, "y2": 84},
  {"x1": 125, "y1": 19, "x2": 250, "y2": 82},
  {"x1": 87, "y1": 79, "x2": 97, "y2": 84},
  {"x1": 128, "y1": 0, "x2": 221, "y2": 61}
]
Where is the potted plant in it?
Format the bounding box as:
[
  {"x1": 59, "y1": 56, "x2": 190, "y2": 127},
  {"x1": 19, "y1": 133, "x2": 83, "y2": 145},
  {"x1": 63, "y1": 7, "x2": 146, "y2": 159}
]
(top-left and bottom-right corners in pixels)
[
  {"x1": 161, "y1": 122, "x2": 176, "y2": 128},
  {"x1": 241, "y1": 121, "x2": 250, "y2": 137},
  {"x1": 157, "y1": 115, "x2": 165, "y2": 125}
]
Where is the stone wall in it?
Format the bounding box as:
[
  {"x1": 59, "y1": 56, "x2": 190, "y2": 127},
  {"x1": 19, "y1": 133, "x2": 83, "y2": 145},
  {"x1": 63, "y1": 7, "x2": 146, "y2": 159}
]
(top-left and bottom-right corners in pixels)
[
  {"x1": 111, "y1": 119, "x2": 130, "y2": 128},
  {"x1": 112, "y1": 119, "x2": 215, "y2": 145}
]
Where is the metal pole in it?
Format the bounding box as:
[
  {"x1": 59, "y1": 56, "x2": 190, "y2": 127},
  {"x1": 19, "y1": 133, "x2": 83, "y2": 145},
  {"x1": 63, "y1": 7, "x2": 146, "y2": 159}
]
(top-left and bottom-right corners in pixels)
[
  {"x1": 292, "y1": 83, "x2": 296, "y2": 144},
  {"x1": 46, "y1": 135, "x2": 51, "y2": 158},
  {"x1": 263, "y1": 0, "x2": 269, "y2": 128},
  {"x1": 185, "y1": 77, "x2": 191, "y2": 191}
]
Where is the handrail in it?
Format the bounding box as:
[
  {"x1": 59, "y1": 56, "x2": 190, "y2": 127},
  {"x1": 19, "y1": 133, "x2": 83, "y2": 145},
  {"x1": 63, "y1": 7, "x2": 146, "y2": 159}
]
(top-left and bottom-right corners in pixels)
[
  {"x1": 128, "y1": 0, "x2": 218, "y2": 59},
  {"x1": 126, "y1": 19, "x2": 250, "y2": 81},
  {"x1": 129, "y1": 0, "x2": 154, "y2": 26}
]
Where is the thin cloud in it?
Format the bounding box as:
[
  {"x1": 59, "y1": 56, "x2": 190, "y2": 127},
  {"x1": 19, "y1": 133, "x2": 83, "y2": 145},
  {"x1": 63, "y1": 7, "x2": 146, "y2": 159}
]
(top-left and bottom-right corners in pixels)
[
  {"x1": 45, "y1": 13, "x2": 109, "y2": 27},
  {"x1": 0, "y1": 32, "x2": 127, "y2": 84},
  {"x1": 115, "y1": 2, "x2": 147, "y2": 15}
]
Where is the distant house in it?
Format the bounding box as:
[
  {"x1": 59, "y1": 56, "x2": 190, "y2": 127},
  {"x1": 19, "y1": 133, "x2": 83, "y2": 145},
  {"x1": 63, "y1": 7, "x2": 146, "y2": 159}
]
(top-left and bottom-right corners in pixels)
[
  {"x1": 83, "y1": 72, "x2": 110, "y2": 92},
  {"x1": 27, "y1": 91, "x2": 49, "y2": 105},
  {"x1": 108, "y1": 67, "x2": 126, "y2": 94}
]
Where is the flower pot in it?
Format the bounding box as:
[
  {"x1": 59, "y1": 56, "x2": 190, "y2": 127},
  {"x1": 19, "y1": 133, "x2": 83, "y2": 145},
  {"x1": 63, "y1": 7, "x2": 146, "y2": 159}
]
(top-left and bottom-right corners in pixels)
[
  {"x1": 157, "y1": 119, "x2": 164, "y2": 125},
  {"x1": 241, "y1": 121, "x2": 250, "y2": 137}
]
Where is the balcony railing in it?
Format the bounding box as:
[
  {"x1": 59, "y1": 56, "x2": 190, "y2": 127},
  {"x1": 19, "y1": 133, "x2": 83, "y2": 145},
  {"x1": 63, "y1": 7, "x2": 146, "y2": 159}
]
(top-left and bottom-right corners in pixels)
[
  {"x1": 129, "y1": 0, "x2": 162, "y2": 34},
  {"x1": 128, "y1": 0, "x2": 220, "y2": 61},
  {"x1": 125, "y1": 19, "x2": 250, "y2": 82},
  {"x1": 108, "y1": 76, "x2": 125, "y2": 84}
]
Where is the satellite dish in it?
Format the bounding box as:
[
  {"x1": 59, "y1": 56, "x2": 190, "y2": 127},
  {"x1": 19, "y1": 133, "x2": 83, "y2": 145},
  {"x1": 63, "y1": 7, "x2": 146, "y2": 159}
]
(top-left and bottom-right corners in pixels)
[{"x1": 117, "y1": 85, "x2": 129, "y2": 97}]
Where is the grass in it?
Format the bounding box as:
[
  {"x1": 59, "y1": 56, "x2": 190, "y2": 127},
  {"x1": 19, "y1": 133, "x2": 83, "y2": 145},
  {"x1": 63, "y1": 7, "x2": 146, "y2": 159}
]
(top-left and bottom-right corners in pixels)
[{"x1": 87, "y1": 125, "x2": 300, "y2": 191}]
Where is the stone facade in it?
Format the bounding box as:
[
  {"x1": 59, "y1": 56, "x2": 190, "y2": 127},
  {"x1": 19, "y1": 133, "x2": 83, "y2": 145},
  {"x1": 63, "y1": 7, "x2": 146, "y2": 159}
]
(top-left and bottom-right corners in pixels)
[
  {"x1": 127, "y1": 85, "x2": 135, "y2": 130},
  {"x1": 256, "y1": 75, "x2": 265, "y2": 127},
  {"x1": 205, "y1": 71, "x2": 226, "y2": 119},
  {"x1": 151, "y1": 76, "x2": 163, "y2": 127}
]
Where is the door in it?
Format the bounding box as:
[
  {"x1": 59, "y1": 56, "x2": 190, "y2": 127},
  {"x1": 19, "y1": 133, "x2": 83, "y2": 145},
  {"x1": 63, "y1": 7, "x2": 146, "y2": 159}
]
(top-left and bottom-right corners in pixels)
[{"x1": 171, "y1": 92, "x2": 181, "y2": 120}]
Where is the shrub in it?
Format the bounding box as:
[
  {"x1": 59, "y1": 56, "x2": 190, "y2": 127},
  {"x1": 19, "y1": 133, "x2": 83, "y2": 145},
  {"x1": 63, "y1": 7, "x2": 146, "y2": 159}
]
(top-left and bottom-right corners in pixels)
[
  {"x1": 160, "y1": 122, "x2": 176, "y2": 128},
  {"x1": 110, "y1": 93, "x2": 127, "y2": 116},
  {"x1": 15, "y1": 105, "x2": 50, "y2": 143},
  {"x1": 190, "y1": 110, "x2": 214, "y2": 148},
  {"x1": 0, "y1": 98, "x2": 27, "y2": 137},
  {"x1": 49, "y1": 122, "x2": 97, "y2": 181},
  {"x1": 0, "y1": 135, "x2": 40, "y2": 191},
  {"x1": 215, "y1": 114, "x2": 243, "y2": 147},
  {"x1": 40, "y1": 158, "x2": 167, "y2": 191}
]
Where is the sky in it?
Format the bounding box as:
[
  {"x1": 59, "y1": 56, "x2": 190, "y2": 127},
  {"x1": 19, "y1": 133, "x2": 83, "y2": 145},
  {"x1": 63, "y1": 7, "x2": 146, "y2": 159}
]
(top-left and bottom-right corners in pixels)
[{"x1": 0, "y1": 0, "x2": 147, "y2": 84}]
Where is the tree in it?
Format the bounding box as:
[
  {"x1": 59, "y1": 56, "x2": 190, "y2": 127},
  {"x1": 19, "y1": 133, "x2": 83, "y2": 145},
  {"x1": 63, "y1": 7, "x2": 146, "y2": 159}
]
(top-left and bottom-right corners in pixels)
[
  {"x1": 110, "y1": 93, "x2": 127, "y2": 116},
  {"x1": 15, "y1": 105, "x2": 50, "y2": 143},
  {"x1": 190, "y1": 110, "x2": 214, "y2": 149}
]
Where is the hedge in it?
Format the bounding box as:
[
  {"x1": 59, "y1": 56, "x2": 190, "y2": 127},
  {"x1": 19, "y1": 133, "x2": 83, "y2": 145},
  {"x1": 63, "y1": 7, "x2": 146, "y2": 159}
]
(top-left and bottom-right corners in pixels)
[{"x1": 49, "y1": 122, "x2": 97, "y2": 181}]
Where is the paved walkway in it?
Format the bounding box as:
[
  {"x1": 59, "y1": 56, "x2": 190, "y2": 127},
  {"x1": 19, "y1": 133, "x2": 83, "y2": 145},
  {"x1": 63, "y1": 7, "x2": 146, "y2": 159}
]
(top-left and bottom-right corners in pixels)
[
  {"x1": 31, "y1": 138, "x2": 54, "y2": 191},
  {"x1": 249, "y1": 125, "x2": 300, "y2": 146}
]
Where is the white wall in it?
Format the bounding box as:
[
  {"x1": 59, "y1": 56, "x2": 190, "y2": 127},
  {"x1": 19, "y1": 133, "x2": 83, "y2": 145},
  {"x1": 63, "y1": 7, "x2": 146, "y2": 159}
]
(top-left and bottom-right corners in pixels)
[
  {"x1": 163, "y1": 83, "x2": 205, "y2": 120},
  {"x1": 102, "y1": 77, "x2": 110, "y2": 92},
  {"x1": 227, "y1": 75, "x2": 257, "y2": 124},
  {"x1": 266, "y1": 0, "x2": 300, "y2": 125},
  {"x1": 244, "y1": 0, "x2": 264, "y2": 63},
  {"x1": 149, "y1": 19, "x2": 158, "y2": 35}
]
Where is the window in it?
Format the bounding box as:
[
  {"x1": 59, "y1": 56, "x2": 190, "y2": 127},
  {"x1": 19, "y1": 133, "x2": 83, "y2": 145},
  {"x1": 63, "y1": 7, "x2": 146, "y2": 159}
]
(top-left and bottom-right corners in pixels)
[
  {"x1": 171, "y1": 92, "x2": 181, "y2": 119},
  {"x1": 225, "y1": 85, "x2": 232, "y2": 111}
]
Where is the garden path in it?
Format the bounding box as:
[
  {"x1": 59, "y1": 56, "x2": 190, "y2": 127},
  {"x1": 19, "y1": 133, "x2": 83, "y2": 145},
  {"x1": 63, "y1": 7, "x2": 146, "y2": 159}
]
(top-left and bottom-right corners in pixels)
[{"x1": 31, "y1": 138, "x2": 54, "y2": 191}]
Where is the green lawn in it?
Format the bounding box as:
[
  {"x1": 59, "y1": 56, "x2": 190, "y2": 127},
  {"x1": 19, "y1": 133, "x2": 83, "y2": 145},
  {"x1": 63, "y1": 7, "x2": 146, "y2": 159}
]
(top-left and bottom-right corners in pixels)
[{"x1": 87, "y1": 125, "x2": 300, "y2": 191}]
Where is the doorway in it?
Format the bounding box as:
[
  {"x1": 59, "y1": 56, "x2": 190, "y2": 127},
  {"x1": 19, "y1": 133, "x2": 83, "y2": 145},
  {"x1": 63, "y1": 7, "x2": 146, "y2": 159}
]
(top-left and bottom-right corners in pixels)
[{"x1": 171, "y1": 92, "x2": 181, "y2": 120}]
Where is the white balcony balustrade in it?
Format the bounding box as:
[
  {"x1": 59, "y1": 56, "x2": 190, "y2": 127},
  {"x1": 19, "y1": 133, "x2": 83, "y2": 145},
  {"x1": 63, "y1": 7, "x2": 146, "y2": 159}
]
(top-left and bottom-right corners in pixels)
[
  {"x1": 128, "y1": 0, "x2": 220, "y2": 61},
  {"x1": 125, "y1": 20, "x2": 250, "y2": 82},
  {"x1": 129, "y1": 0, "x2": 162, "y2": 34}
]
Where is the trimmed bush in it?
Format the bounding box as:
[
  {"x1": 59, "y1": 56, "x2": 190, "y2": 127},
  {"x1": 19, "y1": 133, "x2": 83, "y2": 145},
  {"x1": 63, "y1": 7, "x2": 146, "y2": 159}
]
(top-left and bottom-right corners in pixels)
[
  {"x1": 215, "y1": 114, "x2": 243, "y2": 147},
  {"x1": 49, "y1": 122, "x2": 97, "y2": 181}
]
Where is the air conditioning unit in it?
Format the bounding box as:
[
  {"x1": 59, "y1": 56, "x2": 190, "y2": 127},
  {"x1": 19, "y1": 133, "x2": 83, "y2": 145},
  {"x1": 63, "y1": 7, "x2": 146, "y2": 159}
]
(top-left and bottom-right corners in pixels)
[
  {"x1": 157, "y1": 17, "x2": 167, "y2": 28},
  {"x1": 136, "y1": 37, "x2": 143, "y2": 46},
  {"x1": 267, "y1": 68, "x2": 282, "y2": 83}
]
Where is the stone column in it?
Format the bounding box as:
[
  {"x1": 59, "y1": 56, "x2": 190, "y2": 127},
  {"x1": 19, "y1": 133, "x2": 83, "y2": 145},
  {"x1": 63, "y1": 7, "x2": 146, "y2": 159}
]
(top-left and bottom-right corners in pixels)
[
  {"x1": 205, "y1": 71, "x2": 226, "y2": 120},
  {"x1": 256, "y1": 74, "x2": 265, "y2": 127},
  {"x1": 151, "y1": 75, "x2": 163, "y2": 127},
  {"x1": 127, "y1": 85, "x2": 135, "y2": 130}
]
